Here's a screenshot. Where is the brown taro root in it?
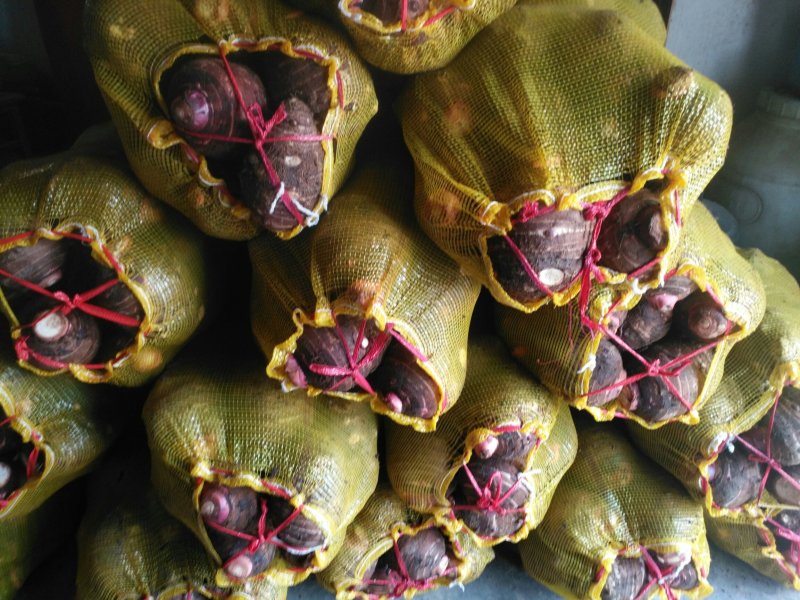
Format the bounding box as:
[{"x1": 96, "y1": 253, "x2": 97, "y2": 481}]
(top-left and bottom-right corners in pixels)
[
  {"x1": 451, "y1": 458, "x2": 529, "y2": 539},
  {"x1": 360, "y1": 0, "x2": 430, "y2": 24},
  {"x1": 654, "y1": 553, "x2": 699, "y2": 590},
  {"x1": 764, "y1": 387, "x2": 800, "y2": 466},
  {"x1": 88, "y1": 264, "x2": 145, "y2": 359},
  {"x1": 601, "y1": 556, "x2": 646, "y2": 600},
  {"x1": 618, "y1": 300, "x2": 671, "y2": 351},
  {"x1": 256, "y1": 53, "x2": 331, "y2": 124},
  {"x1": 474, "y1": 431, "x2": 536, "y2": 462},
  {"x1": 25, "y1": 308, "x2": 101, "y2": 367},
  {"x1": 267, "y1": 496, "x2": 326, "y2": 555},
  {"x1": 708, "y1": 444, "x2": 763, "y2": 509},
  {"x1": 597, "y1": 189, "x2": 668, "y2": 274},
  {"x1": 587, "y1": 339, "x2": 625, "y2": 407},
  {"x1": 486, "y1": 210, "x2": 593, "y2": 304},
  {"x1": 0, "y1": 418, "x2": 44, "y2": 501},
  {"x1": 200, "y1": 484, "x2": 259, "y2": 533},
  {"x1": 369, "y1": 342, "x2": 438, "y2": 419},
  {"x1": 672, "y1": 291, "x2": 731, "y2": 342},
  {"x1": 770, "y1": 510, "x2": 800, "y2": 565},
  {"x1": 0, "y1": 239, "x2": 66, "y2": 302},
  {"x1": 164, "y1": 57, "x2": 267, "y2": 160},
  {"x1": 290, "y1": 315, "x2": 387, "y2": 393},
  {"x1": 239, "y1": 97, "x2": 324, "y2": 233},
  {"x1": 212, "y1": 530, "x2": 278, "y2": 581},
  {"x1": 769, "y1": 465, "x2": 800, "y2": 506}
]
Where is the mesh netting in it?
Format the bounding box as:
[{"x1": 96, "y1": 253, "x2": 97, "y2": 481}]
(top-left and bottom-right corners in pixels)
[
  {"x1": 143, "y1": 355, "x2": 379, "y2": 588},
  {"x1": 317, "y1": 486, "x2": 494, "y2": 598},
  {"x1": 385, "y1": 336, "x2": 577, "y2": 546},
  {"x1": 0, "y1": 347, "x2": 119, "y2": 519},
  {"x1": 0, "y1": 153, "x2": 209, "y2": 386},
  {"x1": 628, "y1": 250, "x2": 800, "y2": 523},
  {"x1": 519, "y1": 425, "x2": 712, "y2": 600},
  {"x1": 399, "y1": 5, "x2": 731, "y2": 313},
  {"x1": 249, "y1": 162, "x2": 480, "y2": 432},
  {"x1": 497, "y1": 203, "x2": 766, "y2": 428},
  {"x1": 84, "y1": 0, "x2": 377, "y2": 241}
]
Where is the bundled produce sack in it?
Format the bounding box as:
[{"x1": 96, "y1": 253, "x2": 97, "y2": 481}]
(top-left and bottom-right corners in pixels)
[
  {"x1": 519, "y1": 424, "x2": 712, "y2": 600},
  {"x1": 0, "y1": 347, "x2": 123, "y2": 519},
  {"x1": 0, "y1": 483, "x2": 83, "y2": 599},
  {"x1": 77, "y1": 444, "x2": 287, "y2": 599},
  {"x1": 497, "y1": 203, "x2": 766, "y2": 428},
  {"x1": 399, "y1": 4, "x2": 732, "y2": 313},
  {"x1": 250, "y1": 161, "x2": 480, "y2": 432},
  {"x1": 143, "y1": 355, "x2": 379, "y2": 588},
  {"x1": 317, "y1": 485, "x2": 493, "y2": 598},
  {"x1": 85, "y1": 0, "x2": 378, "y2": 241},
  {"x1": 0, "y1": 153, "x2": 210, "y2": 386},
  {"x1": 386, "y1": 336, "x2": 577, "y2": 545}
]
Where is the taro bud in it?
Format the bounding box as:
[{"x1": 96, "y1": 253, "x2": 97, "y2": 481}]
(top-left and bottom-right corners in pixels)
[
  {"x1": 388, "y1": 528, "x2": 449, "y2": 581},
  {"x1": 587, "y1": 339, "x2": 625, "y2": 407},
  {"x1": 199, "y1": 484, "x2": 259, "y2": 532},
  {"x1": 291, "y1": 315, "x2": 387, "y2": 392},
  {"x1": 597, "y1": 189, "x2": 667, "y2": 273},
  {"x1": 256, "y1": 53, "x2": 331, "y2": 122},
  {"x1": 601, "y1": 556, "x2": 646, "y2": 600},
  {"x1": 672, "y1": 291, "x2": 731, "y2": 342},
  {"x1": 239, "y1": 97, "x2": 324, "y2": 232},
  {"x1": 765, "y1": 386, "x2": 800, "y2": 466},
  {"x1": 0, "y1": 239, "x2": 66, "y2": 302},
  {"x1": 647, "y1": 276, "x2": 697, "y2": 313},
  {"x1": 26, "y1": 308, "x2": 101, "y2": 367},
  {"x1": 165, "y1": 57, "x2": 267, "y2": 160},
  {"x1": 369, "y1": 343, "x2": 438, "y2": 419},
  {"x1": 360, "y1": 0, "x2": 430, "y2": 24},
  {"x1": 486, "y1": 209, "x2": 593, "y2": 304},
  {"x1": 768, "y1": 465, "x2": 800, "y2": 506},
  {"x1": 267, "y1": 496, "x2": 326, "y2": 553}
]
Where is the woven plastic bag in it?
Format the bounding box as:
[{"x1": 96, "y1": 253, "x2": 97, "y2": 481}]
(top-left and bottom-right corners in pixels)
[
  {"x1": 0, "y1": 153, "x2": 210, "y2": 386},
  {"x1": 385, "y1": 336, "x2": 577, "y2": 546},
  {"x1": 497, "y1": 203, "x2": 766, "y2": 428},
  {"x1": 519, "y1": 424, "x2": 712, "y2": 600},
  {"x1": 628, "y1": 250, "x2": 800, "y2": 523},
  {"x1": 0, "y1": 347, "x2": 123, "y2": 519},
  {"x1": 250, "y1": 161, "x2": 480, "y2": 432},
  {"x1": 399, "y1": 4, "x2": 732, "y2": 313},
  {"x1": 317, "y1": 485, "x2": 494, "y2": 598},
  {"x1": 85, "y1": 0, "x2": 378, "y2": 241},
  {"x1": 143, "y1": 354, "x2": 379, "y2": 588}
]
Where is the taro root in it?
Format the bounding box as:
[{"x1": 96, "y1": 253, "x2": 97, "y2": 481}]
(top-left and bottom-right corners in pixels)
[
  {"x1": 766, "y1": 386, "x2": 800, "y2": 466},
  {"x1": 218, "y1": 534, "x2": 277, "y2": 581},
  {"x1": 474, "y1": 431, "x2": 536, "y2": 462},
  {"x1": 199, "y1": 484, "x2": 259, "y2": 532},
  {"x1": 768, "y1": 465, "x2": 800, "y2": 506},
  {"x1": 267, "y1": 496, "x2": 326, "y2": 554},
  {"x1": 587, "y1": 339, "x2": 625, "y2": 407},
  {"x1": 0, "y1": 239, "x2": 66, "y2": 302},
  {"x1": 597, "y1": 189, "x2": 667, "y2": 274},
  {"x1": 239, "y1": 97, "x2": 324, "y2": 232},
  {"x1": 290, "y1": 315, "x2": 387, "y2": 392},
  {"x1": 164, "y1": 57, "x2": 268, "y2": 160},
  {"x1": 387, "y1": 528, "x2": 449, "y2": 581},
  {"x1": 359, "y1": 563, "x2": 395, "y2": 595},
  {"x1": 256, "y1": 53, "x2": 331, "y2": 123},
  {"x1": 672, "y1": 291, "x2": 731, "y2": 342},
  {"x1": 25, "y1": 309, "x2": 101, "y2": 367},
  {"x1": 486, "y1": 210, "x2": 593, "y2": 304},
  {"x1": 771, "y1": 510, "x2": 800, "y2": 561},
  {"x1": 89, "y1": 265, "x2": 145, "y2": 357},
  {"x1": 360, "y1": 0, "x2": 430, "y2": 24},
  {"x1": 708, "y1": 444, "x2": 763, "y2": 509},
  {"x1": 601, "y1": 556, "x2": 646, "y2": 600},
  {"x1": 618, "y1": 299, "x2": 671, "y2": 350},
  {"x1": 668, "y1": 561, "x2": 699, "y2": 590},
  {"x1": 452, "y1": 458, "x2": 529, "y2": 539},
  {"x1": 369, "y1": 342, "x2": 438, "y2": 419}
]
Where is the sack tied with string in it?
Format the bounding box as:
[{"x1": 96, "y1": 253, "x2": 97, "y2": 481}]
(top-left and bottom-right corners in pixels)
[
  {"x1": 519, "y1": 424, "x2": 712, "y2": 600},
  {"x1": 250, "y1": 161, "x2": 480, "y2": 433},
  {"x1": 497, "y1": 203, "x2": 766, "y2": 428},
  {"x1": 386, "y1": 336, "x2": 577, "y2": 547},
  {"x1": 0, "y1": 153, "x2": 210, "y2": 386},
  {"x1": 399, "y1": 4, "x2": 732, "y2": 313},
  {"x1": 85, "y1": 0, "x2": 378, "y2": 241},
  {"x1": 317, "y1": 485, "x2": 494, "y2": 599},
  {"x1": 143, "y1": 355, "x2": 379, "y2": 588}
]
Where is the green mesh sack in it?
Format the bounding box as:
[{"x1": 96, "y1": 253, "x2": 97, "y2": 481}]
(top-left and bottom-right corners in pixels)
[
  {"x1": 385, "y1": 336, "x2": 578, "y2": 546},
  {"x1": 0, "y1": 348, "x2": 122, "y2": 519},
  {"x1": 143, "y1": 355, "x2": 379, "y2": 588},
  {"x1": 0, "y1": 153, "x2": 209, "y2": 386},
  {"x1": 250, "y1": 161, "x2": 480, "y2": 432},
  {"x1": 317, "y1": 486, "x2": 494, "y2": 598},
  {"x1": 0, "y1": 483, "x2": 82, "y2": 599},
  {"x1": 399, "y1": 4, "x2": 732, "y2": 313},
  {"x1": 519, "y1": 425, "x2": 712, "y2": 600},
  {"x1": 628, "y1": 250, "x2": 800, "y2": 523},
  {"x1": 497, "y1": 203, "x2": 766, "y2": 428},
  {"x1": 85, "y1": 0, "x2": 378, "y2": 241}
]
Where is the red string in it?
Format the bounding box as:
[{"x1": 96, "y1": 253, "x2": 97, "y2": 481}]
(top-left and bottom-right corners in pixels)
[
  {"x1": 423, "y1": 5, "x2": 456, "y2": 27},
  {"x1": 766, "y1": 517, "x2": 800, "y2": 577},
  {"x1": 450, "y1": 461, "x2": 526, "y2": 519},
  {"x1": 400, "y1": 0, "x2": 408, "y2": 31},
  {"x1": 634, "y1": 547, "x2": 677, "y2": 600}
]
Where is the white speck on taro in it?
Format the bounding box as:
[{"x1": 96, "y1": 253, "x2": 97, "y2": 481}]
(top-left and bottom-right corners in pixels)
[
  {"x1": 538, "y1": 268, "x2": 565, "y2": 287},
  {"x1": 285, "y1": 155, "x2": 302, "y2": 167}
]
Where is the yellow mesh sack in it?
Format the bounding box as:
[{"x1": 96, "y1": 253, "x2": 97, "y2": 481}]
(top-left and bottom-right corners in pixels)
[
  {"x1": 399, "y1": 5, "x2": 732, "y2": 313},
  {"x1": 497, "y1": 203, "x2": 766, "y2": 428},
  {"x1": 0, "y1": 153, "x2": 209, "y2": 386},
  {"x1": 628, "y1": 250, "x2": 800, "y2": 521},
  {"x1": 385, "y1": 336, "x2": 578, "y2": 546},
  {"x1": 143, "y1": 355, "x2": 379, "y2": 588},
  {"x1": 249, "y1": 161, "x2": 480, "y2": 432},
  {"x1": 519, "y1": 425, "x2": 712, "y2": 600},
  {"x1": 317, "y1": 486, "x2": 494, "y2": 598},
  {"x1": 84, "y1": 0, "x2": 378, "y2": 241},
  {"x1": 0, "y1": 348, "x2": 121, "y2": 519}
]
